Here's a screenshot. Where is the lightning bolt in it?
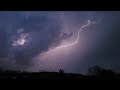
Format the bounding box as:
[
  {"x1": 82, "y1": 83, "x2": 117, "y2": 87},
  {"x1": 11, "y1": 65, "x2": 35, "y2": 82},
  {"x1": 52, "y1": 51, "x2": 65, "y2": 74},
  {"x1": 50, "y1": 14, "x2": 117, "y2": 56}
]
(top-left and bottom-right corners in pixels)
[{"x1": 56, "y1": 16, "x2": 104, "y2": 49}]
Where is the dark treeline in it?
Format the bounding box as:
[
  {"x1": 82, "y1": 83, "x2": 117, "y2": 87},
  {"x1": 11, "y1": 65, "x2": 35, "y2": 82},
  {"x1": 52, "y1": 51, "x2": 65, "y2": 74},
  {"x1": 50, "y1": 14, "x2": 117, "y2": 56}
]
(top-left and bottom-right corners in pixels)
[{"x1": 0, "y1": 65, "x2": 120, "y2": 80}]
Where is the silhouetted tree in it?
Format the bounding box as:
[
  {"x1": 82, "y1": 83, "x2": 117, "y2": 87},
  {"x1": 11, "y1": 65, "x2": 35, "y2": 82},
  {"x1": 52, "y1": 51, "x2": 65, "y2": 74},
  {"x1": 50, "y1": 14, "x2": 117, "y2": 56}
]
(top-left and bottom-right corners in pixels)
[
  {"x1": 88, "y1": 65, "x2": 103, "y2": 76},
  {"x1": 59, "y1": 69, "x2": 64, "y2": 74},
  {"x1": 88, "y1": 65, "x2": 116, "y2": 79}
]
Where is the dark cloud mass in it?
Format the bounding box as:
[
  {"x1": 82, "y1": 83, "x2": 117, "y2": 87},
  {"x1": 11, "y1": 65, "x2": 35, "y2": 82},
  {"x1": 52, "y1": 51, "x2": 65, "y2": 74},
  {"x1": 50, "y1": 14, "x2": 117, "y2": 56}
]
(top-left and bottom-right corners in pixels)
[
  {"x1": 0, "y1": 11, "x2": 120, "y2": 74},
  {"x1": 0, "y1": 11, "x2": 72, "y2": 70}
]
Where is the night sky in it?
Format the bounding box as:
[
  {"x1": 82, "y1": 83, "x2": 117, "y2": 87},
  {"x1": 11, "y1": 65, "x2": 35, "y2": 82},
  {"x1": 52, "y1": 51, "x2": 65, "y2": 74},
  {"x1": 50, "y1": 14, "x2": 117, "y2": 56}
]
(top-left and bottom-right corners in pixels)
[{"x1": 0, "y1": 11, "x2": 120, "y2": 74}]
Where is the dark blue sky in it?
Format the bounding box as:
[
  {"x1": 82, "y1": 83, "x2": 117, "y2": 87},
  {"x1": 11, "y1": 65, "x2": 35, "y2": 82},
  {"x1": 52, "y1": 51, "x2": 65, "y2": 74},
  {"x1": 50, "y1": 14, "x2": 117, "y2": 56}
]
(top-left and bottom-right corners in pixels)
[{"x1": 0, "y1": 11, "x2": 120, "y2": 74}]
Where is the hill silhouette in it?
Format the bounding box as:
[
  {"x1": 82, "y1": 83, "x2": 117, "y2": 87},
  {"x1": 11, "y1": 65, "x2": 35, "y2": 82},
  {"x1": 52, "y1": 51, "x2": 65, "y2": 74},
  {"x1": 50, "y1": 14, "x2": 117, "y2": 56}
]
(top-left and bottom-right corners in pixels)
[{"x1": 0, "y1": 65, "x2": 120, "y2": 80}]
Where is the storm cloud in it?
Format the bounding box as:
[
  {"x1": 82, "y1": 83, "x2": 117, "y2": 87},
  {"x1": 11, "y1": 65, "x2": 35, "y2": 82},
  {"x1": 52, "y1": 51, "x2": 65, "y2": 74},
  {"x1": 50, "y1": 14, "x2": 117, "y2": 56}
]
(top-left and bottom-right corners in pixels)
[
  {"x1": 0, "y1": 11, "x2": 72, "y2": 70},
  {"x1": 0, "y1": 11, "x2": 120, "y2": 74}
]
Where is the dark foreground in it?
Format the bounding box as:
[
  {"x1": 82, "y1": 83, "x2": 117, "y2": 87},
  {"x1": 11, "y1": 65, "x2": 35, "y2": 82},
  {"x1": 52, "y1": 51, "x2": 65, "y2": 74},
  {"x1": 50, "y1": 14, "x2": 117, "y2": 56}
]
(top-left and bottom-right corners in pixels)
[
  {"x1": 0, "y1": 71, "x2": 120, "y2": 80},
  {"x1": 0, "y1": 71, "x2": 87, "y2": 80},
  {"x1": 0, "y1": 65, "x2": 120, "y2": 80}
]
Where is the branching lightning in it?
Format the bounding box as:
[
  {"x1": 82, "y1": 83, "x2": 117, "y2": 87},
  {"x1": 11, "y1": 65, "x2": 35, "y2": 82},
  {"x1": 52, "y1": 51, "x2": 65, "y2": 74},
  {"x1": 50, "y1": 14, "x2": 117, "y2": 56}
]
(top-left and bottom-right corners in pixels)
[{"x1": 56, "y1": 16, "x2": 104, "y2": 49}]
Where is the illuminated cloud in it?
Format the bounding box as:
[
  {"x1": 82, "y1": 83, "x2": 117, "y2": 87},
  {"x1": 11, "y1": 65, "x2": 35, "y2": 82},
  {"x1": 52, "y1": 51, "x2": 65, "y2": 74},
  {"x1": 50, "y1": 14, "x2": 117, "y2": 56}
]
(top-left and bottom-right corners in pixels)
[
  {"x1": 0, "y1": 12, "x2": 120, "y2": 74},
  {"x1": 12, "y1": 33, "x2": 29, "y2": 47}
]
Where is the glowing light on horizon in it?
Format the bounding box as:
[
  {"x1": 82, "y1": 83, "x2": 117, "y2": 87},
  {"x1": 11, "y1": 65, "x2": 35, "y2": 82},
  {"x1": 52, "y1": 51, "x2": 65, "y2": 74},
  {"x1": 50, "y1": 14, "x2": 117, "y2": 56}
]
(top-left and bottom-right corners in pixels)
[{"x1": 56, "y1": 16, "x2": 104, "y2": 49}]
